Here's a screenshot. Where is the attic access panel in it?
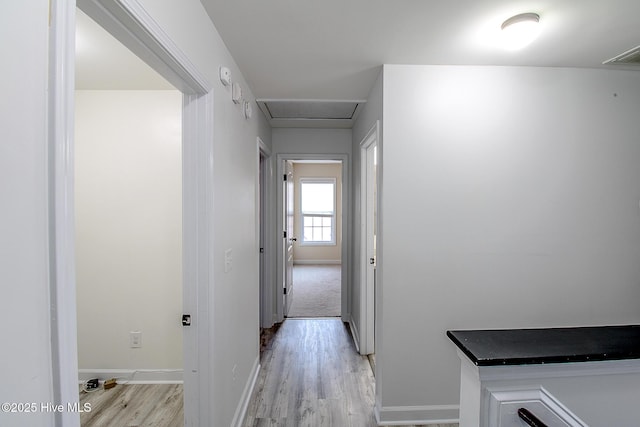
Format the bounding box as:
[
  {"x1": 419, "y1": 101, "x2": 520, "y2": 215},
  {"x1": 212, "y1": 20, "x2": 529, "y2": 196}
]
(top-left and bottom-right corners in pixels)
[
  {"x1": 263, "y1": 100, "x2": 360, "y2": 120},
  {"x1": 603, "y1": 45, "x2": 640, "y2": 65}
]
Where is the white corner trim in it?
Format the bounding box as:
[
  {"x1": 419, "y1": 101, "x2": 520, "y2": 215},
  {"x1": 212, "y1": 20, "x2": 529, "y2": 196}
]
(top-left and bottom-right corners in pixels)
[
  {"x1": 233, "y1": 357, "x2": 261, "y2": 427},
  {"x1": 49, "y1": 2, "x2": 80, "y2": 427},
  {"x1": 375, "y1": 404, "x2": 459, "y2": 425}
]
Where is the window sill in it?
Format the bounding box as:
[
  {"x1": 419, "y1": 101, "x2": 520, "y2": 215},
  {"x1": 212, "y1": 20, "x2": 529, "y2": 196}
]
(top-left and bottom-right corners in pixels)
[{"x1": 299, "y1": 241, "x2": 337, "y2": 247}]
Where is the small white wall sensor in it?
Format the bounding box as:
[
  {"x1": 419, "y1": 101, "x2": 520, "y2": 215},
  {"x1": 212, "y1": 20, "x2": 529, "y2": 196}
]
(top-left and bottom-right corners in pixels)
[
  {"x1": 243, "y1": 101, "x2": 253, "y2": 119},
  {"x1": 219, "y1": 66, "x2": 231, "y2": 86},
  {"x1": 232, "y1": 82, "x2": 242, "y2": 104}
]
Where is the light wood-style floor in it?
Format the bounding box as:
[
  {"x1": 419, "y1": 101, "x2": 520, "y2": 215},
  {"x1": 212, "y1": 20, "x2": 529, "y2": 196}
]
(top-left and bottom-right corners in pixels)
[
  {"x1": 79, "y1": 318, "x2": 458, "y2": 427},
  {"x1": 244, "y1": 318, "x2": 376, "y2": 426},
  {"x1": 79, "y1": 383, "x2": 182, "y2": 427},
  {"x1": 244, "y1": 318, "x2": 458, "y2": 427}
]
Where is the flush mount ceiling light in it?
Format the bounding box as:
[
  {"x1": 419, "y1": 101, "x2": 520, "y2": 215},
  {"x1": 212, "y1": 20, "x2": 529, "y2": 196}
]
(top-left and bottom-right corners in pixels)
[{"x1": 501, "y1": 12, "x2": 540, "y2": 50}]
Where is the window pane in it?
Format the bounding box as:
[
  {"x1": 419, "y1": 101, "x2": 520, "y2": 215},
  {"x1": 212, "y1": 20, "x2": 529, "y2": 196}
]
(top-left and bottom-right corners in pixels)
[
  {"x1": 301, "y1": 182, "x2": 334, "y2": 214},
  {"x1": 322, "y1": 228, "x2": 332, "y2": 241},
  {"x1": 322, "y1": 217, "x2": 332, "y2": 227},
  {"x1": 304, "y1": 226, "x2": 313, "y2": 241}
]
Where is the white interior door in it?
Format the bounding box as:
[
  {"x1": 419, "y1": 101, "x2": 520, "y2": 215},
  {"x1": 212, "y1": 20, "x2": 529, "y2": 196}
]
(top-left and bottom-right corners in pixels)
[{"x1": 283, "y1": 160, "x2": 295, "y2": 316}]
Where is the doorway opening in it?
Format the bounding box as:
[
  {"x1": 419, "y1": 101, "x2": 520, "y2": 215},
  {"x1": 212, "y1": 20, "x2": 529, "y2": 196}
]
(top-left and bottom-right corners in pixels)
[
  {"x1": 281, "y1": 159, "x2": 344, "y2": 319},
  {"x1": 74, "y1": 6, "x2": 183, "y2": 420},
  {"x1": 51, "y1": 1, "x2": 214, "y2": 424}
]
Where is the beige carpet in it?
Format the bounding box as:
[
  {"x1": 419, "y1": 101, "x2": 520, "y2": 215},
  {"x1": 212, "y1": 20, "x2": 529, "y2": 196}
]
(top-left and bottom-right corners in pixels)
[{"x1": 288, "y1": 265, "x2": 341, "y2": 317}]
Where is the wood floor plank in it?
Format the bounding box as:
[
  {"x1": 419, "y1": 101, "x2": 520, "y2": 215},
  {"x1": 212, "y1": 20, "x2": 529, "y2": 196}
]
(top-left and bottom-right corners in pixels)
[
  {"x1": 79, "y1": 384, "x2": 183, "y2": 427},
  {"x1": 244, "y1": 318, "x2": 379, "y2": 427}
]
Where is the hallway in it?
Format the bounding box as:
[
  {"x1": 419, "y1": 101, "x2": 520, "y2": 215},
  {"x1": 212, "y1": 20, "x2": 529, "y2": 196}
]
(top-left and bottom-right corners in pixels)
[
  {"x1": 243, "y1": 318, "x2": 376, "y2": 426},
  {"x1": 243, "y1": 318, "x2": 458, "y2": 427}
]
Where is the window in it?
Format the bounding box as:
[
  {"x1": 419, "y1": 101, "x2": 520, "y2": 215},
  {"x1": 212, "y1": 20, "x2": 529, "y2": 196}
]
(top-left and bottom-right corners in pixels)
[{"x1": 300, "y1": 178, "x2": 336, "y2": 245}]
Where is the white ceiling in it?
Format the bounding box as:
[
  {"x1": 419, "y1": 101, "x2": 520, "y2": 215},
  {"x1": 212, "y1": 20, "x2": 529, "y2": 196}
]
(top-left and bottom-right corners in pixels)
[
  {"x1": 76, "y1": 1, "x2": 640, "y2": 101},
  {"x1": 200, "y1": 0, "x2": 640, "y2": 100}
]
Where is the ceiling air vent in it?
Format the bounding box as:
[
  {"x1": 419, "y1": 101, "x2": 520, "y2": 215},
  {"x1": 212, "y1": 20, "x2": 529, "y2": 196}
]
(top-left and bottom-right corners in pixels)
[{"x1": 603, "y1": 45, "x2": 640, "y2": 65}]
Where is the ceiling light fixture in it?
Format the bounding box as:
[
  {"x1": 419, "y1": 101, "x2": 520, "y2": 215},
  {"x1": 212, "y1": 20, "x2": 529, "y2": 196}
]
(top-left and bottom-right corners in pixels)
[{"x1": 501, "y1": 12, "x2": 540, "y2": 50}]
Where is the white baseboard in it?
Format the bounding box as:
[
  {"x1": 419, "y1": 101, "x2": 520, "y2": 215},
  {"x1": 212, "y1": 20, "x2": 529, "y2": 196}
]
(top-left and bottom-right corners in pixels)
[
  {"x1": 234, "y1": 356, "x2": 261, "y2": 427},
  {"x1": 375, "y1": 404, "x2": 459, "y2": 425},
  {"x1": 293, "y1": 260, "x2": 341, "y2": 265},
  {"x1": 78, "y1": 368, "x2": 183, "y2": 384}
]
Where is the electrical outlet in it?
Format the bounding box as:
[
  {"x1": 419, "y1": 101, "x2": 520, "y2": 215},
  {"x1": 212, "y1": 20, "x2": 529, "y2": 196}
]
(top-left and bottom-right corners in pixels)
[{"x1": 130, "y1": 331, "x2": 142, "y2": 348}]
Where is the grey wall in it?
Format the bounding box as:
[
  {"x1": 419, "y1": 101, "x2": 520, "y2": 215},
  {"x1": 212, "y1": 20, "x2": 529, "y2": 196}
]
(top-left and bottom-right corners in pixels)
[
  {"x1": 272, "y1": 128, "x2": 352, "y2": 155},
  {"x1": 377, "y1": 64, "x2": 640, "y2": 422}
]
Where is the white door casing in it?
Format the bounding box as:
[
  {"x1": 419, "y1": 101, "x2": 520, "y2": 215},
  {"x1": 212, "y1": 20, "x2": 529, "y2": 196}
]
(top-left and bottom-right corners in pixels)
[
  {"x1": 359, "y1": 121, "x2": 379, "y2": 355},
  {"x1": 283, "y1": 160, "x2": 295, "y2": 316},
  {"x1": 258, "y1": 137, "x2": 275, "y2": 328},
  {"x1": 52, "y1": 0, "x2": 212, "y2": 425},
  {"x1": 274, "y1": 154, "x2": 350, "y2": 323}
]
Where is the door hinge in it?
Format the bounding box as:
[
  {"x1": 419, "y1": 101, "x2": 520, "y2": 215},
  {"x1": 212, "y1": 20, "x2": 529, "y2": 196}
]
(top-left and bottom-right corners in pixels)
[
  {"x1": 284, "y1": 287, "x2": 287, "y2": 295},
  {"x1": 283, "y1": 174, "x2": 288, "y2": 181},
  {"x1": 283, "y1": 231, "x2": 287, "y2": 238},
  {"x1": 260, "y1": 247, "x2": 264, "y2": 253}
]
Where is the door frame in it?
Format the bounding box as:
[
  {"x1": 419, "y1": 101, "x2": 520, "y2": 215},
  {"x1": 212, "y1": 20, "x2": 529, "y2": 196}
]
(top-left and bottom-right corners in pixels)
[
  {"x1": 358, "y1": 121, "x2": 379, "y2": 355},
  {"x1": 257, "y1": 137, "x2": 274, "y2": 328},
  {"x1": 282, "y1": 160, "x2": 295, "y2": 317},
  {"x1": 49, "y1": 0, "x2": 213, "y2": 425},
  {"x1": 274, "y1": 153, "x2": 350, "y2": 323}
]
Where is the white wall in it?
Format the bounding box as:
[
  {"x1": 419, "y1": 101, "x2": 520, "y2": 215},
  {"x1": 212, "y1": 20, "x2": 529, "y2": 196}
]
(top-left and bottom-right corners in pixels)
[
  {"x1": 0, "y1": 3, "x2": 53, "y2": 426},
  {"x1": 378, "y1": 65, "x2": 640, "y2": 423},
  {"x1": 75, "y1": 90, "x2": 182, "y2": 373},
  {"x1": 292, "y1": 162, "x2": 342, "y2": 263}
]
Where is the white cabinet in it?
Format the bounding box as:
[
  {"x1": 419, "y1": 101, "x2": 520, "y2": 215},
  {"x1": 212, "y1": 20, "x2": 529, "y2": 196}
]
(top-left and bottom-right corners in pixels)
[{"x1": 456, "y1": 350, "x2": 640, "y2": 427}]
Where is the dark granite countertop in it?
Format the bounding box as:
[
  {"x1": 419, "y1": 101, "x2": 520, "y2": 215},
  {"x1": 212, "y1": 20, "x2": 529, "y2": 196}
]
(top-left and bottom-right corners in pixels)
[{"x1": 447, "y1": 325, "x2": 640, "y2": 366}]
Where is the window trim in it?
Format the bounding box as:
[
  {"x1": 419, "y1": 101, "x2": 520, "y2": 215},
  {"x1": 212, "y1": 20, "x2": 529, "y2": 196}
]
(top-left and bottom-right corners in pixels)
[{"x1": 299, "y1": 177, "x2": 337, "y2": 246}]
